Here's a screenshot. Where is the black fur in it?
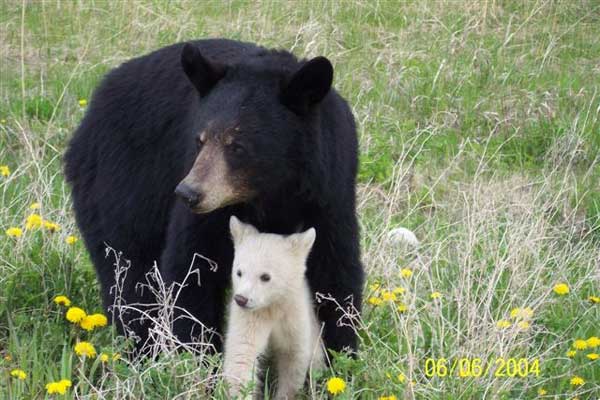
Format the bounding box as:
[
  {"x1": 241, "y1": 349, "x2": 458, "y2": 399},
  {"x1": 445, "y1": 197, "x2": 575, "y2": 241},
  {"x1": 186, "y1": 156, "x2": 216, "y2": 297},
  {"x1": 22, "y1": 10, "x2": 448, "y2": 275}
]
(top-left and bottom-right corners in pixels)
[{"x1": 64, "y1": 38, "x2": 364, "y2": 355}]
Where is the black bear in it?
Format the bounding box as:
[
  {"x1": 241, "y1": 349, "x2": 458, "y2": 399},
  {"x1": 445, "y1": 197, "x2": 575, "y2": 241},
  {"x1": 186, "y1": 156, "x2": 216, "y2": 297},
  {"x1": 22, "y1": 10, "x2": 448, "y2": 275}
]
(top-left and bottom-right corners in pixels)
[{"x1": 64, "y1": 38, "x2": 364, "y2": 355}]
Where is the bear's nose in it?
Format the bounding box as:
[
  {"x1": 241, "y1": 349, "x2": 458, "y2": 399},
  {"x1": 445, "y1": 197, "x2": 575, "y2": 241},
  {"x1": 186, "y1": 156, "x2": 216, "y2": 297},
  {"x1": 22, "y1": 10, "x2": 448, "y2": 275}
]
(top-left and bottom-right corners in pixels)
[
  {"x1": 174, "y1": 183, "x2": 201, "y2": 208},
  {"x1": 234, "y1": 294, "x2": 248, "y2": 308}
]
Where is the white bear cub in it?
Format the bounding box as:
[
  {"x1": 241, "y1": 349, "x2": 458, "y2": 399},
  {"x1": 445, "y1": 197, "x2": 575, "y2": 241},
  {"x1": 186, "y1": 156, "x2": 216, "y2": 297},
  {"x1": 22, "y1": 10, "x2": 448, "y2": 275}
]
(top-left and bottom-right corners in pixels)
[{"x1": 223, "y1": 216, "x2": 323, "y2": 399}]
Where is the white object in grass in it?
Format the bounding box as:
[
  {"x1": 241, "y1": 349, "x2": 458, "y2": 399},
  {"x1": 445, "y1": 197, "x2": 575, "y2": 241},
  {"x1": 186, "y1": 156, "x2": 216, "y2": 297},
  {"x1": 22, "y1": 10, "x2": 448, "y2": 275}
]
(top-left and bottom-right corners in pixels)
[{"x1": 387, "y1": 227, "x2": 419, "y2": 247}]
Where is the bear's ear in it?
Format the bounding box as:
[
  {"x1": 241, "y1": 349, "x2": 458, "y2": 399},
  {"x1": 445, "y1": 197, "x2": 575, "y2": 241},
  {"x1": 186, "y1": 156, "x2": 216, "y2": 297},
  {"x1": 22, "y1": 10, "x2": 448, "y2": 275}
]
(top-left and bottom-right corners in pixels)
[
  {"x1": 288, "y1": 227, "x2": 316, "y2": 260},
  {"x1": 281, "y1": 57, "x2": 333, "y2": 114},
  {"x1": 181, "y1": 43, "x2": 226, "y2": 96},
  {"x1": 229, "y1": 215, "x2": 258, "y2": 244}
]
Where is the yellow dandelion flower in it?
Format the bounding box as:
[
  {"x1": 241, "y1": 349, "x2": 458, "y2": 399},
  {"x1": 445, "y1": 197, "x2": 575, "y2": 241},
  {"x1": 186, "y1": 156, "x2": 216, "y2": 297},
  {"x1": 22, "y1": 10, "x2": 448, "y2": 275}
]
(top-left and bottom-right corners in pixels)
[
  {"x1": 66, "y1": 307, "x2": 86, "y2": 323},
  {"x1": 46, "y1": 379, "x2": 71, "y2": 395},
  {"x1": 400, "y1": 268, "x2": 413, "y2": 278},
  {"x1": 29, "y1": 202, "x2": 40, "y2": 210},
  {"x1": 566, "y1": 350, "x2": 577, "y2": 358},
  {"x1": 397, "y1": 303, "x2": 408, "y2": 313},
  {"x1": 65, "y1": 235, "x2": 78, "y2": 245},
  {"x1": 381, "y1": 290, "x2": 397, "y2": 302},
  {"x1": 510, "y1": 307, "x2": 534, "y2": 320},
  {"x1": 0, "y1": 165, "x2": 10, "y2": 177},
  {"x1": 397, "y1": 373, "x2": 406, "y2": 383},
  {"x1": 588, "y1": 295, "x2": 600, "y2": 304},
  {"x1": 517, "y1": 321, "x2": 530, "y2": 331},
  {"x1": 537, "y1": 388, "x2": 547, "y2": 396},
  {"x1": 570, "y1": 376, "x2": 584, "y2": 386},
  {"x1": 430, "y1": 291, "x2": 442, "y2": 300},
  {"x1": 53, "y1": 295, "x2": 71, "y2": 307},
  {"x1": 392, "y1": 287, "x2": 405, "y2": 295},
  {"x1": 587, "y1": 336, "x2": 600, "y2": 348},
  {"x1": 496, "y1": 319, "x2": 511, "y2": 329},
  {"x1": 573, "y1": 339, "x2": 588, "y2": 350},
  {"x1": 326, "y1": 377, "x2": 346, "y2": 395},
  {"x1": 586, "y1": 353, "x2": 599, "y2": 360},
  {"x1": 368, "y1": 296, "x2": 383, "y2": 306},
  {"x1": 43, "y1": 220, "x2": 60, "y2": 232},
  {"x1": 10, "y1": 369, "x2": 27, "y2": 380},
  {"x1": 80, "y1": 313, "x2": 107, "y2": 330},
  {"x1": 6, "y1": 227, "x2": 23, "y2": 238},
  {"x1": 100, "y1": 353, "x2": 109, "y2": 363},
  {"x1": 553, "y1": 283, "x2": 569, "y2": 295},
  {"x1": 369, "y1": 282, "x2": 381, "y2": 292},
  {"x1": 379, "y1": 396, "x2": 397, "y2": 400},
  {"x1": 25, "y1": 213, "x2": 43, "y2": 229},
  {"x1": 74, "y1": 341, "x2": 96, "y2": 358},
  {"x1": 78, "y1": 99, "x2": 88, "y2": 107}
]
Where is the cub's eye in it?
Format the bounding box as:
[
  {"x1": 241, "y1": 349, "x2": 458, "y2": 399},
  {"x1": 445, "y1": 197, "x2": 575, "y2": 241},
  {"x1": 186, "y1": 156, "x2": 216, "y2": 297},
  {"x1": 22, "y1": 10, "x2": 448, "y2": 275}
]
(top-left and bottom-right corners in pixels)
[
  {"x1": 196, "y1": 136, "x2": 204, "y2": 150},
  {"x1": 260, "y1": 273, "x2": 271, "y2": 282},
  {"x1": 236, "y1": 270, "x2": 242, "y2": 277},
  {"x1": 231, "y1": 143, "x2": 245, "y2": 156}
]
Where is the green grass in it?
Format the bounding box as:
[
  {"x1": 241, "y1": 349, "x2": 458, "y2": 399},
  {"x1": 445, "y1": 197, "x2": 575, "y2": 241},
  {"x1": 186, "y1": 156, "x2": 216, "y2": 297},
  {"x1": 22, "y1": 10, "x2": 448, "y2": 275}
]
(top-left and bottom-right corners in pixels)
[{"x1": 1, "y1": 0, "x2": 599, "y2": 398}]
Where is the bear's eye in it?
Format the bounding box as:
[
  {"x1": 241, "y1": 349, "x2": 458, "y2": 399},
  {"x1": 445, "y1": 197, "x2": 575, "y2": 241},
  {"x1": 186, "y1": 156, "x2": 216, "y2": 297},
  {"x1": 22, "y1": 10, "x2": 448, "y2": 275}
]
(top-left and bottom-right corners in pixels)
[
  {"x1": 196, "y1": 136, "x2": 204, "y2": 150},
  {"x1": 236, "y1": 270, "x2": 242, "y2": 277},
  {"x1": 231, "y1": 143, "x2": 246, "y2": 156},
  {"x1": 260, "y1": 273, "x2": 271, "y2": 282}
]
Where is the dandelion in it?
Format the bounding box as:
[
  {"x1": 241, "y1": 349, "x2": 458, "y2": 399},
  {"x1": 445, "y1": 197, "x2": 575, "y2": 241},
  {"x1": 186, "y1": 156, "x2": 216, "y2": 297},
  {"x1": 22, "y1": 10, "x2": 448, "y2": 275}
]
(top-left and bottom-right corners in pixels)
[
  {"x1": 570, "y1": 376, "x2": 585, "y2": 386},
  {"x1": 397, "y1": 303, "x2": 408, "y2": 313},
  {"x1": 397, "y1": 373, "x2": 406, "y2": 383},
  {"x1": 29, "y1": 202, "x2": 40, "y2": 210},
  {"x1": 392, "y1": 287, "x2": 405, "y2": 295},
  {"x1": 326, "y1": 377, "x2": 346, "y2": 395},
  {"x1": 588, "y1": 295, "x2": 600, "y2": 304},
  {"x1": 80, "y1": 313, "x2": 108, "y2": 330},
  {"x1": 379, "y1": 396, "x2": 397, "y2": 400},
  {"x1": 368, "y1": 296, "x2": 382, "y2": 306},
  {"x1": 74, "y1": 341, "x2": 97, "y2": 358},
  {"x1": 10, "y1": 369, "x2": 27, "y2": 380},
  {"x1": 517, "y1": 321, "x2": 530, "y2": 331},
  {"x1": 6, "y1": 227, "x2": 23, "y2": 238},
  {"x1": 496, "y1": 320, "x2": 511, "y2": 329},
  {"x1": 0, "y1": 165, "x2": 10, "y2": 177},
  {"x1": 537, "y1": 388, "x2": 547, "y2": 396},
  {"x1": 430, "y1": 291, "x2": 442, "y2": 300},
  {"x1": 567, "y1": 350, "x2": 577, "y2": 358},
  {"x1": 573, "y1": 339, "x2": 588, "y2": 350},
  {"x1": 53, "y1": 295, "x2": 71, "y2": 307},
  {"x1": 510, "y1": 307, "x2": 533, "y2": 320},
  {"x1": 43, "y1": 221, "x2": 60, "y2": 232},
  {"x1": 46, "y1": 379, "x2": 72, "y2": 395},
  {"x1": 587, "y1": 336, "x2": 600, "y2": 348},
  {"x1": 78, "y1": 99, "x2": 88, "y2": 107},
  {"x1": 65, "y1": 235, "x2": 78, "y2": 245},
  {"x1": 400, "y1": 268, "x2": 413, "y2": 278},
  {"x1": 586, "y1": 353, "x2": 598, "y2": 360},
  {"x1": 66, "y1": 307, "x2": 86, "y2": 323},
  {"x1": 100, "y1": 353, "x2": 109, "y2": 363},
  {"x1": 381, "y1": 290, "x2": 397, "y2": 302},
  {"x1": 25, "y1": 213, "x2": 43, "y2": 229},
  {"x1": 553, "y1": 283, "x2": 569, "y2": 295}
]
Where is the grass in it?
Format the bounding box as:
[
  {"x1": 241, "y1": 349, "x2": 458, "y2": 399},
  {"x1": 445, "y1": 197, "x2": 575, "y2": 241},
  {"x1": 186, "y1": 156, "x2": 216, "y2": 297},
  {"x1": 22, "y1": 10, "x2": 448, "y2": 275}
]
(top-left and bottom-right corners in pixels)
[{"x1": 1, "y1": 0, "x2": 599, "y2": 398}]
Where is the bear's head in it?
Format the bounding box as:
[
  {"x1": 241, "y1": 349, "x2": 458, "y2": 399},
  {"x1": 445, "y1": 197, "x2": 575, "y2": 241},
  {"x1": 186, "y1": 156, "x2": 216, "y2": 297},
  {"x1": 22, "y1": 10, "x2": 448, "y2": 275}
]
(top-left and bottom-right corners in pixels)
[
  {"x1": 175, "y1": 43, "x2": 334, "y2": 213},
  {"x1": 229, "y1": 215, "x2": 315, "y2": 311}
]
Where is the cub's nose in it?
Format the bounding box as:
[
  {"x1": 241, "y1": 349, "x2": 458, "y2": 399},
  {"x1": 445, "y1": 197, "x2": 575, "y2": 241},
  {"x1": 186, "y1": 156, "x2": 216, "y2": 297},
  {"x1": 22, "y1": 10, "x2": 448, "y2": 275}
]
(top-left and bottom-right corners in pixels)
[
  {"x1": 234, "y1": 294, "x2": 248, "y2": 308},
  {"x1": 174, "y1": 183, "x2": 201, "y2": 208}
]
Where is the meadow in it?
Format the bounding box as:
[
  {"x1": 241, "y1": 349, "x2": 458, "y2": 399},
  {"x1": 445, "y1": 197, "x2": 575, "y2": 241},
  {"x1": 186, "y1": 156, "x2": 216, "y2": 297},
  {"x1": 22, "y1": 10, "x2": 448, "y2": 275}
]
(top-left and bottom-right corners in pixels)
[{"x1": 1, "y1": 0, "x2": 599, "y2": 398}]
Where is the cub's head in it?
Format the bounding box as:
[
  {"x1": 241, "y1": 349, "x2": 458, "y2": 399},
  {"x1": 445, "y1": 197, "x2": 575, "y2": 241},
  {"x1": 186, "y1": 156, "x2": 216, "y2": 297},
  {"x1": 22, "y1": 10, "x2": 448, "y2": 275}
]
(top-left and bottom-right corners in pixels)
[
  {"x1": 229, "y1": 216, "x2": 315, "y2": 311},
  {"x1": 174, "y1": 43, "x2": 334, "y2": 213}
]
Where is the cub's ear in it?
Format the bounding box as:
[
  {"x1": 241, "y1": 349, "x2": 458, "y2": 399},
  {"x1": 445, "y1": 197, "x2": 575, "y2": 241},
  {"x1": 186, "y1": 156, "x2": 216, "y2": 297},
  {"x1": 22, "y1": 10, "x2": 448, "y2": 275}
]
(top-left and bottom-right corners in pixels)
[
  {"x1": 281, "y1": 57, "x2": 333, "y2": 114},
  {"x1": 289, "y1": 227, "x2": 316, "y2": 260},
  {"x1": 181, "y1": 43, "x2": 226, "y2": 96},
  {"x1": 229, "y1": 215, "x2": 258, "y2": 244}
]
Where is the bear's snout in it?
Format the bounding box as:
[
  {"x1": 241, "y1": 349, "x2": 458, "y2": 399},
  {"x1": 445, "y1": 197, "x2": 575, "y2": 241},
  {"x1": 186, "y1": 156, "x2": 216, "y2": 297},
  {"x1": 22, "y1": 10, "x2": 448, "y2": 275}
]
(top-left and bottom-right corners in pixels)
[
  {"x1": 174, "y1": 183, "x2": 203, "y2": 208},
  {"x1": 234, "y1": 294, "x2": 249, "y2": 308}
]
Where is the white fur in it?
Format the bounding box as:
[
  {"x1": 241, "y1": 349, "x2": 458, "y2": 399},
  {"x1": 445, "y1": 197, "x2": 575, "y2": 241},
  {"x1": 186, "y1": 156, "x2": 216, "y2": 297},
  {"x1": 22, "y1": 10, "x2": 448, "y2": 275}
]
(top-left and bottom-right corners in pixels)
[{"x1": 223, "y1": 216, "x2": 323, "y2": 400}]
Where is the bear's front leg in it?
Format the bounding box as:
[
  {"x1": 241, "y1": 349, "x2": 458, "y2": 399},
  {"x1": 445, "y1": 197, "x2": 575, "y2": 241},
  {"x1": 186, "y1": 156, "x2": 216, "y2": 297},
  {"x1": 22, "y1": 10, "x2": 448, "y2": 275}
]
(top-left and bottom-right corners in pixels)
[{"x1": 223, "y1": 308, "x2": 272, "y2": 399}]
